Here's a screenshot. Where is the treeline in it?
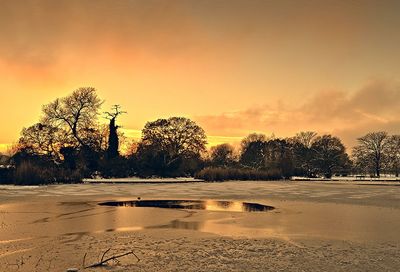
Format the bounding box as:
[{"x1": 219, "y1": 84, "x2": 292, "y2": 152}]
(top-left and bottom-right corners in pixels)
[
  {"x1": 0, "y1": 87, "x2": 399, "y2": 184},
  {"x1": 200, "y1": 131, "x2": 400, "y2": 181},
  {"x1": 199, "y1": 132, "x2": 351, "y2": 180},
  {"x1": 0, "y1": 88, "x2": 208, "y2": 184}
]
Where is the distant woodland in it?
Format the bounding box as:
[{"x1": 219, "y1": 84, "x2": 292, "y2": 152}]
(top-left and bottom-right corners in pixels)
[{"x1": 1, "y1": 87, "x2": 399, "y2": 184}]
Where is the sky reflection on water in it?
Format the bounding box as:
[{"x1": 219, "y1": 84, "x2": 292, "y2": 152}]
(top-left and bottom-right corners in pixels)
[{"x1": 99, "y1": 199, "x2": 274, "y2": 213}]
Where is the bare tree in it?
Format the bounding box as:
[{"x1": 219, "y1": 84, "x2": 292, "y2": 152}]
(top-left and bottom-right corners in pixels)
[
  {"x1": 18, "y1": 123, "x2": 71, "y2": 161},
  {"x1": 104, "y1": 105, "x2": 126, "y2": 159},
  {"x1": 41, "y1": 87, "x2": 103, "y2": 148},
  {"x1": 386, "y1": 135, "x2": 400, "y2": 176},
  {"x1": 352, "y1": 131, "x2": 389, "y2": 177},
  {"x1": 294, "y1": 131, "x2": 317, "y2": 148}
]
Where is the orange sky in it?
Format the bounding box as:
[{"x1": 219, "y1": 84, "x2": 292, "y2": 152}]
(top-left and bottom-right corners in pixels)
[{"x1": 1, "y1": 0, "x2": 400, "y2": 153}]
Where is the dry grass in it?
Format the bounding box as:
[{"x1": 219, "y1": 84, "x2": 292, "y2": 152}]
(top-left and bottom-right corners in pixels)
[{"x1": 195, "y1": 167, "x2": 282, "y2": 181}]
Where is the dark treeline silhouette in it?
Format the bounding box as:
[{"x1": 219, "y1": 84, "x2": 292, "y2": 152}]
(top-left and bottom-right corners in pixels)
[
  {"x1": 0, "y1": 87, "x2": 399, "y2": 185},
  {"x1": 198, "y1": 132, "x2": 351, "y2": 181}
]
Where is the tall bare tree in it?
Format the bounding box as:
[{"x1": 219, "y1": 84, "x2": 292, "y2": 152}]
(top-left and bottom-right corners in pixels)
[
  {"x1": 352, "y1": 131, "x2": 389, "y2": 177},
  {"x1": 41, "y1": 87, "x2": 103, "y2": 148}
]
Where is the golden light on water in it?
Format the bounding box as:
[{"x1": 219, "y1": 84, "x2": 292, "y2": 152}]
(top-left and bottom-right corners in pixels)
[{"x1": 203, "y1": 200, "x2": 245, "y2": 212}]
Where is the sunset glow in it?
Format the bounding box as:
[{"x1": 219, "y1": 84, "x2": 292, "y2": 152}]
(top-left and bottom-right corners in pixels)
[
  {"x1": 1, "y1": 0, "x2": 400, "y2": 152},
  {"x1": 2, "y1": 2, "x2": 400, "y2": 271}
]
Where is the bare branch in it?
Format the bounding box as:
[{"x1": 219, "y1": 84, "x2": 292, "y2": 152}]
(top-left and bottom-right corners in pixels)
[{"x1": 83, "y1": 248, "x2": 140, "y2": 269}]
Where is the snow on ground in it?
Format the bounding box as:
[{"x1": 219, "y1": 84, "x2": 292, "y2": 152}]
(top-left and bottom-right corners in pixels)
[
  {"x1": 1, "y1": 181, "x2": 400, "y2": 271},
  {"x1": 292, "y1": 175, "x2": 400, "y2": 181},
  {"x1": 84, "y1": 175, "x2": 400, "y2": 184},
  {"x1": 83, "y1": 177, "x2": 203, "y2": 184}
]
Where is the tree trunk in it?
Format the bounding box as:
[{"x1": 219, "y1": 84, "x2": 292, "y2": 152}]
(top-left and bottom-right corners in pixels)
[{"x1": 107, "y1": 117, "x2": 119, "y2": 159}]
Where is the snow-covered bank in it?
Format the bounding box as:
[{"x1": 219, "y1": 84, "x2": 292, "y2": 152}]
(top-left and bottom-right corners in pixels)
[
  {"x1": 84, "y1": 176, "x2": 400, "y2": 185},
  {"x1": 83, "y1": 177, "x2": 204, "y2": 184},
  {"x1": 291, "y1": 175, "x2": 400, "y2": 182}
]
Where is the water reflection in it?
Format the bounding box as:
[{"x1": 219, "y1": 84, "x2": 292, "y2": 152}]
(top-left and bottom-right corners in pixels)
[
  {"x1": 95, "y1": 218, "x2": 281, "y2": 239},
  {"x1": 99, "y1": 200, "x2": 274, "y2": 212},
  {"x1": 150, "y1": 219, "x2": 203, "y2": 231},
  {"x1": 96, "y1": 200, "x2": 279, "y2": 238}
]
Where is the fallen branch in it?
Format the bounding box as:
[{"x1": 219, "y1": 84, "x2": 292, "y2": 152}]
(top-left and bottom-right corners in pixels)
[{"x1": 83, "y1": 248, "x2": 140, "y2": 269}]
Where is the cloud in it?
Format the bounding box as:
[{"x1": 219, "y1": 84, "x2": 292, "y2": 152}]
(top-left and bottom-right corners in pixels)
[
  {"x1": 195, "y1": 79, "x2": 400, "y2": 149},
  {"x1": 0, "y1": 0, "x2": 253, "y2": 69}
]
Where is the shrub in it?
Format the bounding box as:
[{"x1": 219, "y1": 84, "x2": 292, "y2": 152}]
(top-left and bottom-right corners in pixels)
[
  {"x1": 195, "y1": 167, "x2": 283, "y2": 181},
  {"x1": 55, "y1": 168, "x2": 83, "y2": 184},
  {"x1": 0, "y1": 167, "x2": 13, "y2": 184},
  {"x1": 98, "y1": 157, "x2": 132, "y2": 178},
  {"x1": 13, "y1": 162, "x2": 48, "y2": 185},
  {"x1": 10, "y1": 162, "x2": 83, "y2": 185}
]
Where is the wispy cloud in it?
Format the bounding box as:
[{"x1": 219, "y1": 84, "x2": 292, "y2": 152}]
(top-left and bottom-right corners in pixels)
[{"x1": 195, "y1": 79, "x2": 400, "y2": 149}]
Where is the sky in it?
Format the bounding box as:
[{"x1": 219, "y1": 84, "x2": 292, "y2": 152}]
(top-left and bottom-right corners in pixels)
[{"x1": 1, "y1": 0, "x2": 400, "y2": 153}]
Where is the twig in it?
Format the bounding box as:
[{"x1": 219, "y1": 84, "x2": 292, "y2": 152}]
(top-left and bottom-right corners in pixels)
[
  {"x1": 83, "y1": 248, "x2": 140, "y2": 269},
  {"x1": 100, "y1": 248, "x2": 111, "y2": 263},
  {"x1": 82, "y1": 253, "x2": 87, "y2": 268}
]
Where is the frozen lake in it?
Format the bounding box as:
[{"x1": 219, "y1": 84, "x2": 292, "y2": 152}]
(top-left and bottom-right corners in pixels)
[{"x1": 1, "y1": 181, "x2": 400, "y2": 271}]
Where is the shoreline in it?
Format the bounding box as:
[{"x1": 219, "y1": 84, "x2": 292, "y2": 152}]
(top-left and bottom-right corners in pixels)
[
  {"x1": 83, "y1": 177, "x2": 205, "y2": 184},
  {"x1": 82, "y1": 177, "x2": 400, "y2": 186}
]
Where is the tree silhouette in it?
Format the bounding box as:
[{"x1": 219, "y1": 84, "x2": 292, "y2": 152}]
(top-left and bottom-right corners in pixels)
[
  {"x1": 137, "y1": 117, "x2": 207, "y2": 176},
  {"x1": 385, "y1": 135, "x2": 400, "y2": 176},
  {"x1": 352, "y1": 131, "x2": 389, "y2": 177},
  {"x1": 104, "y1": 105, "x2": 126, "y2": 159},
  {"x1": 311, "y1": 135, "x2": 349, "y2": 178},
  {"x1": 18, "y1": 123, "x2": 70, "y2": 161},
  {"x1": 209, "y1": 143, "x2": 236, "y2": 167},
  {"x1": 240, "y1": 133, "x2": 267, "y2": 151},
  {"x1": 42, "y1": 87, "x2": 103, "y2": 148},
  {"x1": 290, "y1": 131, "x2": 318, "y2": 177},
  {"x1": 264, "y1": 139, "x2": 294, "y2": 178},
  {"x1": 11, "y1": 88, "x2": 107, "y2": 175},
  {"x1": 294, "y1": 131, "x2": 317, "y2": 148},
  {"x1": 240, "y1": 140, "x2": 266, "y2": 169}
]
